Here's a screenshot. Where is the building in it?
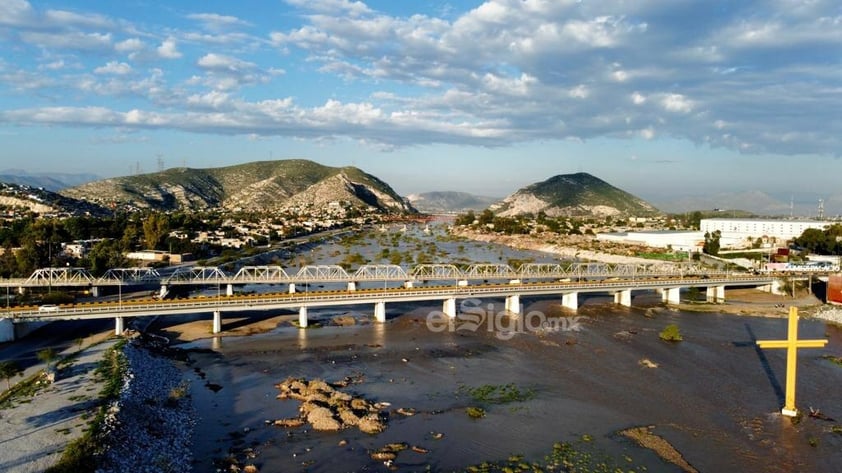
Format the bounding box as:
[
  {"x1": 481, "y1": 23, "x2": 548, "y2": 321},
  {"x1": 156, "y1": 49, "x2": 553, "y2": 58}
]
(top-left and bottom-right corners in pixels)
[
  {"x1": 596, "y1": 230, "x2": 704, "y2": 253},
  {"x1": 699, "y1": 218, "x2": 832, "y2": 245}
]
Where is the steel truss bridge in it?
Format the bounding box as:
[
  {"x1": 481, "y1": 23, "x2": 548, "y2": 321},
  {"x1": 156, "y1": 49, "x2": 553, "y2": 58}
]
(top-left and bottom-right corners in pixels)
[
  {"x1": 0, "y1": 262, "x2": 729, "y2": 289},
  {"x1": 0, "y1": 263, "x2": 790, "y2": 340}
]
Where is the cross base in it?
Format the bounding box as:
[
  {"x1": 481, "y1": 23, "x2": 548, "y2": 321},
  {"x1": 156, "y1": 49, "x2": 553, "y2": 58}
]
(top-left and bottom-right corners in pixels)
[{"x1": 781, "y1": 407, "x2": 798, "y2": 418}]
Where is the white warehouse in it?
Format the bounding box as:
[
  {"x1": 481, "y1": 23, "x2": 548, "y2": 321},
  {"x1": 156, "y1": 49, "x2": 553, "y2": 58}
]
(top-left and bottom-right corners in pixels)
[{"x1": 699, "y1": 218, "x2": 831, "y2": 243}]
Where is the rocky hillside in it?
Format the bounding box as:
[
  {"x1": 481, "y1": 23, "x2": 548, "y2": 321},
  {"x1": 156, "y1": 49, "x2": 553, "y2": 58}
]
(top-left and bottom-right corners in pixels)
[
  {"x1": 0, "y1": 182, "x2": 110, "y2": 216},
  {"x1": 406, "y1": 191, "x2": 500, "y2": 213},
  {"x1": 492, "y1": 172, "x2": 660, "y2": 218},
  {"x1": 62, "y1": 160, "x2": 414, "y2": 214}
]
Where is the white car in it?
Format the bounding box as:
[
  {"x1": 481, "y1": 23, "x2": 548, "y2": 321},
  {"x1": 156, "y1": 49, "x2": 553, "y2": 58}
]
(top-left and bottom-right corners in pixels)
[{"x1": 38, "y1": 304, "x2": 60, "y2": 312}]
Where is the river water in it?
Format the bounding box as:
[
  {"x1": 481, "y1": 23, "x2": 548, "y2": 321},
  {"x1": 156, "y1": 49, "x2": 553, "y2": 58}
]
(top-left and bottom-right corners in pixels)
[{"x1": 171, "y1": 223, "x2": 842, "y2": 472}]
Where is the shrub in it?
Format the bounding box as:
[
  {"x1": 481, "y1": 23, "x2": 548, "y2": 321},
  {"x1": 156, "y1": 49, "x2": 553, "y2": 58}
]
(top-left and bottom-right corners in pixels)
[{"x1": 659, "y1": 324, "x2": 683, "y2": 342}]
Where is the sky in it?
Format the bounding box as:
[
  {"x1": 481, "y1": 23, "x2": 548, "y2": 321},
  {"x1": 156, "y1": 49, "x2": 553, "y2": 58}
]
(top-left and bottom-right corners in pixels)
[{"x1": 1, "y1": 0, "x2": 841, "y2": 215}]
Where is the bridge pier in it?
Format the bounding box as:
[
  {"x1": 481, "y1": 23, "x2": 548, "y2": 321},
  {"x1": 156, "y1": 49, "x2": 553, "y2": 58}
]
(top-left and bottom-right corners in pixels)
[
  {"x1": 404, "y1": 280, "x2": 414, "y2": 289},
  {"x1": 457, "y1": 280, "x2": 469, "y2": 287},
  {"x1": 298, "y1": 306, "x2": 308, "y2": 328},
  {"x1": 662, "y1": 287, "x2": 681, "y2": 305},
  {"x1": 374, "y1": 301, "x2": 386, "y2": 322},
  {"x1": 614, "y1": 289, "x2": 632, "y2": 307},
  {"x1": 289, "y1": 283, "x2": 296, "y2": 294},
  {"x1": 757, "y1": 279, "x2": 784, "y2": 295},
  {"x1": 114, "y1": 316, "x2": 125, "y2": 336},
  {"x1": 348, "y1": 281, "x2": 357, "y2": 292},
  {"x1": 159, "y1": 284, "x2": 169, "y2": 299},
  {"x1": 0, "y1": 318, "x2": 14, "y2": 343},
  {"x1": 562, "y1": 292, "x2": 578, "y2": 311},
  {"x1": 213, "y1": 310, "x2": 222, "y2": 334},
  {"x1": 17, "y1": 286, "x2": 26, "y2": 295},
  {"x1": 226, "y1": 284, "x2": 234, "y2": 297},
  {"x1": 706, "y1": 285, "x2": 725, "y2": 303},
  {"x1": 443, "y1": 298, "x2": 456, "y2": 318},
  {"x1": 505, "y1": 294, "x2": 521, "y2": 315},
  {"x1": 91, "y1": 286, "x2": 100, "y2": 298}
]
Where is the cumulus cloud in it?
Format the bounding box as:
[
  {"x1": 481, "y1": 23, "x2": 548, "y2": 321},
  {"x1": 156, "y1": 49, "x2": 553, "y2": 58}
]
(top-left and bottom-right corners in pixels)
[
  {"x1": 94, "y1": 61, "x2": 132, "y2": 75},
  {"x1": 1, "y1": 0, "x2": 842, "y2": 157},
  {"x1": 157, "y1": 37, "x2": 182, "y2": 59}
]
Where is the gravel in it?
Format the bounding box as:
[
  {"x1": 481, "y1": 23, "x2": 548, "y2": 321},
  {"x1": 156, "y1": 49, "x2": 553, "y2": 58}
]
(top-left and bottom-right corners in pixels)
[{"x1": 95, "y1": 342, "x2": 194, "y2": 473}]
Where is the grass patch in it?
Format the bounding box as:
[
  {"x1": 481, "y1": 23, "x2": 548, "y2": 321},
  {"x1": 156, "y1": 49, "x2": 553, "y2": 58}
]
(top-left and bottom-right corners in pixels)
[
  {"x1": 822, "y1": 355, "x2": 842, "y2": 367},
  {"x1": 466, "y1": 406, "x2": 486, "y2": 419},
  {"x1": 463, "y1": 440, "x2": 640, "y2": 473},
  {"x1": 457, "y1": 383, "x2": 536, "y2": 404},
  {"x1": 46, "y1": 339, "x2": 128, "y2": 473},
  {"x1": 659, "y1": 324, "x2": 684, "y2": 342},
  {"x1": 0, "y1": 370, "x2": 53, "y2": 409}
]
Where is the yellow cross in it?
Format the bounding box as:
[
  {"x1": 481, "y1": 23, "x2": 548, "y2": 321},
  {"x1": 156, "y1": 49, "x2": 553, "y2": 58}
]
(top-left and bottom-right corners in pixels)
[{"x1": 756, "y1": 306, "x2": 828, "y2": 417}]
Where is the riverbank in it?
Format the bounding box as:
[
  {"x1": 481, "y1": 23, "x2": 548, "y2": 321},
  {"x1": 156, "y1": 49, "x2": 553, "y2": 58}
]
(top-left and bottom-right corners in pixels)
[{"x1": 451, "y1": 227, "x2": 676, "y2": 265}]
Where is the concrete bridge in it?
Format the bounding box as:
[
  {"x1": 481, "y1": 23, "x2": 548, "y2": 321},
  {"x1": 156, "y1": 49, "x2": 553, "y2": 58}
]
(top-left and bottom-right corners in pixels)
[{"x1": 1, "y1": 267, "x2": 778, "y2": 340}]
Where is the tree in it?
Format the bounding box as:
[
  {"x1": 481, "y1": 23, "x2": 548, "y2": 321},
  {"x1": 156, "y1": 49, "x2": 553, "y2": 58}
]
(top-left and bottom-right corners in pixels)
[
  {"x1": 36, "y1": 347, "x2": 57, "y2": 373},
  {"x1": 0, "y1": 360, "x2": 23, "y2": 390},
  {"x1": 703, "y1": 230, "x2": 721, "y2": 256},
  {"x1": 142, "y1": 213, "x2": 170, "y2": 250}
]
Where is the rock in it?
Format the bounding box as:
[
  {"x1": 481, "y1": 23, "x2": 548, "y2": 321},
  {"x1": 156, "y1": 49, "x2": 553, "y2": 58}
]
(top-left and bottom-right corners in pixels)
[
  {"x1": 411, "y1": 445, "x2": 429, "y2": 454},
  {"x1": 639, "y1": 358, "x2": 659, "y2": 369},
  {"x1": 370, "y1": 451, "x2": 396, "y2": 461},
  {"x1": 338, "y1": 408, "x2": 361, "y2": 426},
  {"x1": 307, "y1": 406, "x2": 341, "y2": 431},
  {"x1": 396, "y1": 407, "x2": 416, "y2": 416},
  {"x1": 243, "y1": 465, "x2": 259, "y2": 473},
  {"x1": 350, "y1": 398, "x2": 369, "y2": 411},
  {"x1": 274, "y1": 418, "x2": 305, "y2": 428},
  {"x1": 358, "y1": 414, "x2": 385, "y2": 434},
  {"x1": 338, "y1": 439, "x2": 348, "y2": 447}
]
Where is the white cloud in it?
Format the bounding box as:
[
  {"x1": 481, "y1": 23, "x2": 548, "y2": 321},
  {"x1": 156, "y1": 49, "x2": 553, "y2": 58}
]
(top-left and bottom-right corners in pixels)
[
  {"x1": 2, "y1": 0, "x2": 842, "y2": 157},
  {"x1": 94, "y1": 61, "x2": 132, "y2": 75},
  {"x1": 659, "y1": 93, "x2": 695, "y2": 113},
  {"x1": 187, "y1": 13, "x2": 250, "y2": 31},
  {"x1": 157, "y1": 37, "x2": 182, "y2": 59},
  {"x1": 115, "y1": 38, "x2": 144, "y2": 53}
]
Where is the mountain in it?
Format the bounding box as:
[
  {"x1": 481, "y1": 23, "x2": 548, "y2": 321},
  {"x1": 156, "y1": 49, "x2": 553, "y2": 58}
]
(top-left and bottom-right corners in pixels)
[
  {"x1": 61, "y1": 160, "x2": 414, "y2": 214},
  {"x1": 0, "y1": 182, "x2": 110, "y2": 216},
  {"x1": 491, "y1": 172, "x2": 661, "y2": 218},
  {"x1": 0, "y1": 169, "x2": 101, "y2": 192},
  {"x1": 406, "y1": 191, "x2": 500, "y2": 213}
]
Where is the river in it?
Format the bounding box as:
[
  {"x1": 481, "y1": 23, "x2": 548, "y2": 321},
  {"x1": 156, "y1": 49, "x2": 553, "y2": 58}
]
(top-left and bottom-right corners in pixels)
[{"x1": 159, "y1": 222, "x2": 842, "y2": 472}]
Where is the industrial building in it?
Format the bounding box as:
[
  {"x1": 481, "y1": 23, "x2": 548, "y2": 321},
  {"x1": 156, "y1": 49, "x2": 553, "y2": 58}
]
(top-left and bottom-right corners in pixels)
[{"x1": 699, "y1": 218, "x2": 832, "y2": 243}]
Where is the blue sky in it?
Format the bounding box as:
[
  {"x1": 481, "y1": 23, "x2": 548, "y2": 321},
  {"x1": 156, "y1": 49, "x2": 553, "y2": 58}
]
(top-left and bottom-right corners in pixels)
[{"x1": 1, "y1": 0, "x2": 841, "y2": 215}]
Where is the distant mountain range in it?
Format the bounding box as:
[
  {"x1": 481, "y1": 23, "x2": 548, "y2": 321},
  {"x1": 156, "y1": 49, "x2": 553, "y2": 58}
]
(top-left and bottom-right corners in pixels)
[
  {"x1": 653, "y1": 190, "x2": 840, "y2": 218},
  {"x1": 0, "y1": 182, "x2": 109, "y2": 216},
  {"x1": 61, "y1": 160, "x2": 414, "y2": 214},
  {"x1": 406, "y1": 191, "x2": 500, "y2": 213},
  {"x1": 0, "y1": 169, "x2": 101, "y2": 192},
  {"x1": 491, "y1": 172, "x2": 661, "y2": 217}
]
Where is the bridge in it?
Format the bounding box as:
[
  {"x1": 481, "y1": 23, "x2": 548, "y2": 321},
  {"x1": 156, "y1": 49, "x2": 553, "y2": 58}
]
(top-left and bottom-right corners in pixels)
[{"x1": 0, "y1": 262, "x2": 780, "y2": 341}]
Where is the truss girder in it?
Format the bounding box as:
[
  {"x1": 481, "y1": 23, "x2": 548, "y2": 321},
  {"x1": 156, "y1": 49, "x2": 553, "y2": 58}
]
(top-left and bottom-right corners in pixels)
[
  {"x1": 295, "y1": 265, "x2": 350, "y2": 281},
  {"x1": 465, "y1": 264, "x2": 517, "y2": 279},
  {"x1": 100, "y1": 267, "x2": 161, "y2": 283},
  {"x1": 353, "y1": 265, "x2": 408, "y2": 280},
  {"x1": 410, "y1": 264, "x2": 464, "y2": 280},
  {"x1": 167, "y1": 266, "x2": 227, "y2": 283},
  {"x1": 26, "y1": 267, "x2": 94, "y2": 284},
  {"x1": 232, "y1": 266, "x2": 290, "y2": 282}
]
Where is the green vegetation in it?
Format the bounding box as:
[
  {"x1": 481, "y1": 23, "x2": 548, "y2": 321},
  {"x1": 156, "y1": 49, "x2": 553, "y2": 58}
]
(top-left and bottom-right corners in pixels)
[
  {"x1": 794, "y1": 223, "x2": 842, "y2": 255},
  {"x1": 462, "y1": 440, "x2": 640, "y2": 473},
  {"x1": 0, "y1": 360, "x2": 23, "y2": 391},
  {"x1": 466, "y1": 406, "x2": 486, "y2": 419},
  {"x1": 659, "y1": 324, "x2": 684, "y2": 342},
  {"x1": 458, "y1": 383, "x2": 536, "y2": 404},
  {"x1": 822, "y1": 355, "x2": 842, "y2": 367},
  {"x1": 47, "y1": 340, "x2": 128, "y2": 473}
]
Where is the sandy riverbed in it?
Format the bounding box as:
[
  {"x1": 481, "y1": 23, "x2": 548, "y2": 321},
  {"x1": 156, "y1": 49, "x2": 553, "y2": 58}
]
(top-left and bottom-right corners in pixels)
[{"x1": 150, "y1": 287, "x2": 842, "y2": 473}]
